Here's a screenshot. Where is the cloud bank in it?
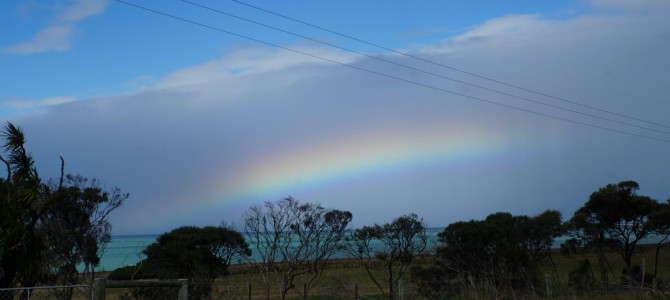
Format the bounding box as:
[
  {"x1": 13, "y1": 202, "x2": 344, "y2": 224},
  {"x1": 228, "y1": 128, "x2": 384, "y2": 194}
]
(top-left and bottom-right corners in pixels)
[{"x1": 11, "y1": 6, "x2": 670, "y2": 234}]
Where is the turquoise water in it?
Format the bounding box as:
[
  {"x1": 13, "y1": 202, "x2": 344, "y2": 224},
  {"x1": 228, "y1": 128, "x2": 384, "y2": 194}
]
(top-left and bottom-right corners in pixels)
[
  {"x1": 95, "y1": 235, "x2": 157, "y2": 271},
  {"x1": 94, "y1": 229, "x2": 667, "y2": 272},
  {"x1": 95, "y1": 228, "x2": 444, "y2": 271}
]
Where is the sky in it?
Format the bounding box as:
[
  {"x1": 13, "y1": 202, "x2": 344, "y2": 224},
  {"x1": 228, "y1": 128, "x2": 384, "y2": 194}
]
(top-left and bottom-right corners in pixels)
[{"x1": 1, "y1": 0, "x2": 669, "y2": 235}]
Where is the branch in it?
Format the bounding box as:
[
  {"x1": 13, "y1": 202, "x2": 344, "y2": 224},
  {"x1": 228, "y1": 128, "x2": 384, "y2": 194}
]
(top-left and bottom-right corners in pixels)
[
  {"x1": 0, "y1": 154, "x2": 10, "y2": 199},
  {"x1": 59, "y1": 156, "x2": 65, "y2": 189},
  {"x1": 0, "y1": 154, "x2": 10, "y2": 180}
]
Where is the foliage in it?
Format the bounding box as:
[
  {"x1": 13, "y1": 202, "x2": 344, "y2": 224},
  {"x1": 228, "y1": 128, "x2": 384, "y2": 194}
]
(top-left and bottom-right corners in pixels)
[
  {"x1": 417, "y1": 210, "x2": 562, "y2": 296},
  {"x1": 243, "y1": 197, "x2": 352, "y2": 300},
  {"x1": 0, "y1": 122, "x2": 127, "y2": 296},
  {"x1": 349, "y1": 213, "x2": 427, "y2": 300},
  {"x1": 42, "y1": 175, "x2": 127, "y2": 287},
  {"x1": 0, "y1": 122, "x2": 48, "y2": 290},
  {"x1": 648, "y1": 198, "x2": 670, "y2": 278},
  {"x1": 567, "y1": 180, "x2": 661, "y2": 286},
  {"x1": 137, "y1": 225, "x2": 251, "y2": 300},
  {"x1": 568, "y1": 259, "x2": 595, "y2": 290}
]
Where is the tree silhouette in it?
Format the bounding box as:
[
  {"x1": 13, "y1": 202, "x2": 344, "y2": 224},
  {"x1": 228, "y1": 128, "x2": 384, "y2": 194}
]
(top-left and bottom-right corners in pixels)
[
  {"x1": 568, "y1": 180, "x2": 660, "y2": 287},
  {"x1": 243, "y1": 197, "x2": 352, "y2": 300},
  {"x1": 349, "y1": 213, "x2": 427, "y2": 300}
]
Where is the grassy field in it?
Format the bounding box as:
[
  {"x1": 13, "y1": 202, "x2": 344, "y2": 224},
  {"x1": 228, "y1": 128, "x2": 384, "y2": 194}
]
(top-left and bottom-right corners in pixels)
[
  {"x1": 198, "y1": 244, "x2": 670, "y2": 299},
  {"x1": 95, "y1": 244, "x2": 670, "y2": 299}
]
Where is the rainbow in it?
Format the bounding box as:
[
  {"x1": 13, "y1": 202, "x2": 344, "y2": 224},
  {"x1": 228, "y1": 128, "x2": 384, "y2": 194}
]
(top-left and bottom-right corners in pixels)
[{"x1": 172, "y1": 123, "x2": 517, "y2": 220}]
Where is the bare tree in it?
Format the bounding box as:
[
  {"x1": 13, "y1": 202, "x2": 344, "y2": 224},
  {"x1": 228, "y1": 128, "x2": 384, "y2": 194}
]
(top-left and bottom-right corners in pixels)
[
  {"x1": 243, "y1": 197, "x2": 352, "y2": 300},
  {"x1": 349, "y1": 213, "x2": 427, "y2": 300}
]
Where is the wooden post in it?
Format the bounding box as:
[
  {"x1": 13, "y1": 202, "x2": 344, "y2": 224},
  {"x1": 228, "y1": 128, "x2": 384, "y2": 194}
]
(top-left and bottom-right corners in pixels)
[
  {"x1": 354, "y1": 283, "x2": 358, "y2": 300},
  {"x1": 247, "y1": 282, "x2": 251, "y2": 300},
  {"x1": 653, "y1": 278, "x2": 658, "y2": 292},
  {"x1": 545, "y1": 274, "x2": 551, "y2": 299},
  {"x1": 642, "y1": 257, "x2": 646, "y2": 289},
  {"x1": 303, "y1": 283, "x2": 308, "y2": 300},
  {"x1": 178, "y1": 279, "x2": 188, "y2": 300},
  {"x1": 94, "y1": 278, "x2": 106, "y2": 300}
]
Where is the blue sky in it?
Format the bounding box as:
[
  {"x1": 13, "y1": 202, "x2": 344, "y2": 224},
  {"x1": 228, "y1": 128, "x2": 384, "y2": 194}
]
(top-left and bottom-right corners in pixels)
[{"x1": 1, "y1": 0, "x2": 669, "y2": 235}]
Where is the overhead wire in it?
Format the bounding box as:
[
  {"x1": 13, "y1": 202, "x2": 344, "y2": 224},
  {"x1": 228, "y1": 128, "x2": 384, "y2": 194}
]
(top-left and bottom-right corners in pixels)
[
  {"x1": 111, "y1": 0, "x2": 670, "y2": 143},
  {"x1": 181, "y1": 0, "x2": 670, "y2": 136},
  {"x1": 230, "y1": 0, "x2": 670, "y2": 131}
]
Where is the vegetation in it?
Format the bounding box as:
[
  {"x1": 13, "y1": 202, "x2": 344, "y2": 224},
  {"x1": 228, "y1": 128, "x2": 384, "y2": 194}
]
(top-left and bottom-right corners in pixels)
[
  {"x1": 410, "y1": 210, "x2": 562, "y2": 297},
  {"x1": 568, "y1": 181, "x2": 662, "y2": 288},
  {"x1": 2, "y1": 121, "x2": 670, "y2": 300},
  {"x1": 110, "y1": 225, "x2": 250, "y2": 300},
  {"x1": 0, "y1": 122, "x2": 127, "y2": 299},
  {"x1": 243, "y1": 197, "x2": 352, "y2": 300},
  {"x1": 349, "y1": 213, "x2": 427, "y2": 300}
]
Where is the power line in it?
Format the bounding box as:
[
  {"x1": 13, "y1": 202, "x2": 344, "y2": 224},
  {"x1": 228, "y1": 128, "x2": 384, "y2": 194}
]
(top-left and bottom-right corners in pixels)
[
  {"x1": 181, "y1": 0, "x2": 670, "y2": 136},
  {"x1": 230, "y1": 0, "x2": 670, "y2": 131},
  {"x1": 111, "y1": 0, "x2": 670, "y2": 143}
]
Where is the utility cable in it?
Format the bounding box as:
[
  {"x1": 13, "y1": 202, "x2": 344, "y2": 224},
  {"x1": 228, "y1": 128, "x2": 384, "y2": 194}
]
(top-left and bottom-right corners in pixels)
[
  {"x1": 231, "y1": 0, "x2": 670, "y2": 130},
  {"x1": 111, "y1": 0, "x2": 670, "y2": 143},
  {"x1": 182, "y1": 0, "x2": 670, "y2": 136}
]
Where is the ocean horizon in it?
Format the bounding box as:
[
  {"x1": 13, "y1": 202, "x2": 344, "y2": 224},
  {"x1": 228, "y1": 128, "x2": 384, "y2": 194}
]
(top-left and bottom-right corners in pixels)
[
  {"x1": 94, "y1": 228, "x2": 446, "y2": 271},
  {"x1": 93, "y1": 228, "x2": 666, "y2": 272}
]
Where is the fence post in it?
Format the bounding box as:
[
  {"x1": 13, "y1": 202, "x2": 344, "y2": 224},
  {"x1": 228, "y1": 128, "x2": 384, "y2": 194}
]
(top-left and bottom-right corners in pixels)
[
  {"x1": 247, "y1": 282, "x2": 251, "y2": 300},
  {"x1": 354, "y1": 283, "x2": 358, "y2": 300},
  {"x1": 545, "y1": 274, "x2": 551, "y2": 299},
  {"x1": 303, "y1": 283, "x2": 308, "y2": 300},
  {"x1": 94, "y1": 278, "x2": 106, "y2": 300},
  {"x1": 178, "y1": 279, "x2": 188, "y2": 300}
]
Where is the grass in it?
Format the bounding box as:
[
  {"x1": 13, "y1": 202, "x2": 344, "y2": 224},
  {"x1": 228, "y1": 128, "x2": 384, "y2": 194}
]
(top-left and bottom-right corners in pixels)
[
  {"x1": 210, "y1": 245, "x2": 670, "y2": 299},
  {"x1": 93, "y1": 244, "x2": 670, "y2": 299}
]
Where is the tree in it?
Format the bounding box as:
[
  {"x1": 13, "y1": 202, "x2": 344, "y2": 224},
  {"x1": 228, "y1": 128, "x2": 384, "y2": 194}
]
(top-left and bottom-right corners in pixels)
[
  {"x1": 427, "y1": 211, "x2": 562, "y2": 296},
  {"x1": 648, "y1": 198, "x2": 670, "y2": 278},
  {"x1": 140, "y1": 226, "x2": 251, "y2": 300},
  {"x1": 243, "y1": 197, "x2": 352, "y2": 300},
  {"x1": 0, "y1": 122, "x2": 49, "y2": 291},
  {"x1": 0, "y1": 122, "x2": 127, "y2": 298},
  {"x1": 41, "y1": 175, "x2": 128, "y2": 288},
  {"x1": 349, "y1": 213, "x2": 427, "y2": 300},
  {"x1": 568, "y1": 180, "x2": 661, "y2": 287}
]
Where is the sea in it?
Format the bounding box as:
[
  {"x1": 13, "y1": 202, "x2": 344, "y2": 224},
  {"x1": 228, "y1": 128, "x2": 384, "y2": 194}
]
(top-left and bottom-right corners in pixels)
[
  {"x1": 94, "y1": 228, "x2": 445, "y2": 272},
  {"x1": 94, "y1": 228, "x2": 666, "y2": 272}
]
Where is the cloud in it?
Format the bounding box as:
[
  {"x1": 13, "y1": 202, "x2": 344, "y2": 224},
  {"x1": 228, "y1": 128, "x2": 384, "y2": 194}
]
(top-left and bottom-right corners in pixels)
[
  {"x1": 0, "y1": 96, "x2": 77, "y2": 116},
  {"x1": 13, "y1": 7, "x2": 670, "y2": 234},
  {"x1": 58, "y1": 0, "x2": 108, "y2": 22},
  {"x1": 3, "y1": 96, "x2": 77, "y2": 108},
  {"x1": 154, "y1": 46, "x2": 358, "y2": 90},
  {"x1": 2, "y1": 0, "x2": 108, "y2": 55},
  {"x1": 4, "y1": 24, "x2": 74, "y2": 54}
]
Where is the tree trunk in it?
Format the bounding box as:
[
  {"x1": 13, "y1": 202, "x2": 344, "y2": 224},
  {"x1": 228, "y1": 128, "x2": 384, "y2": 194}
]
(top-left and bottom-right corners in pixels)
[
  {"x1": 597, "y1": 237, "x2": 608, "y2": 289},
  {"x1": 654, "y1": 238, "x2": 667, "y2": 278}
]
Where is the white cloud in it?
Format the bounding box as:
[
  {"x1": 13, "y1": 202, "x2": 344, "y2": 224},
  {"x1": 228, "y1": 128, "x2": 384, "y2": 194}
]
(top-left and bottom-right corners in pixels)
[
  {"x1": 155, "y1": 46, "x2": 357, "y2": 90},
  {"x1": 2, "y1": 96, "x2": 77, "y2": 109},
  {"x1": 2, "y1": 0, "x2": 108, "y2": 55},
  {"x1": 451, "y1": 14, "x2": 550, "y2": 43},
  {"x1": 0, "y1": 96, "x2": 77, "y2": 115},
  {"x1": 58, "y1": 0, "x2": 108, "y2": 22},
  {"x1": 4, "y1": 24, "x2": 74, "y2": 54}
]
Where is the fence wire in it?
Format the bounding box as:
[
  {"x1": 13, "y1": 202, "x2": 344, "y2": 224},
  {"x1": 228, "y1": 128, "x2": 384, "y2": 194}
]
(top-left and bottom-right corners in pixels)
[
  {"x1": 0, "y1": 285, "x2": 92, "y2": 300},
  {"x1": 110, "y1": 286, "x2": 180, "y2": 300}
]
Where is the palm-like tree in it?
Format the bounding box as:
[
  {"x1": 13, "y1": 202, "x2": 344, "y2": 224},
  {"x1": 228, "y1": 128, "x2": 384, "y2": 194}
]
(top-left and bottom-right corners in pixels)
[{"x1": 0, "y1": 122, "x2": 50, "y2": 289}]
